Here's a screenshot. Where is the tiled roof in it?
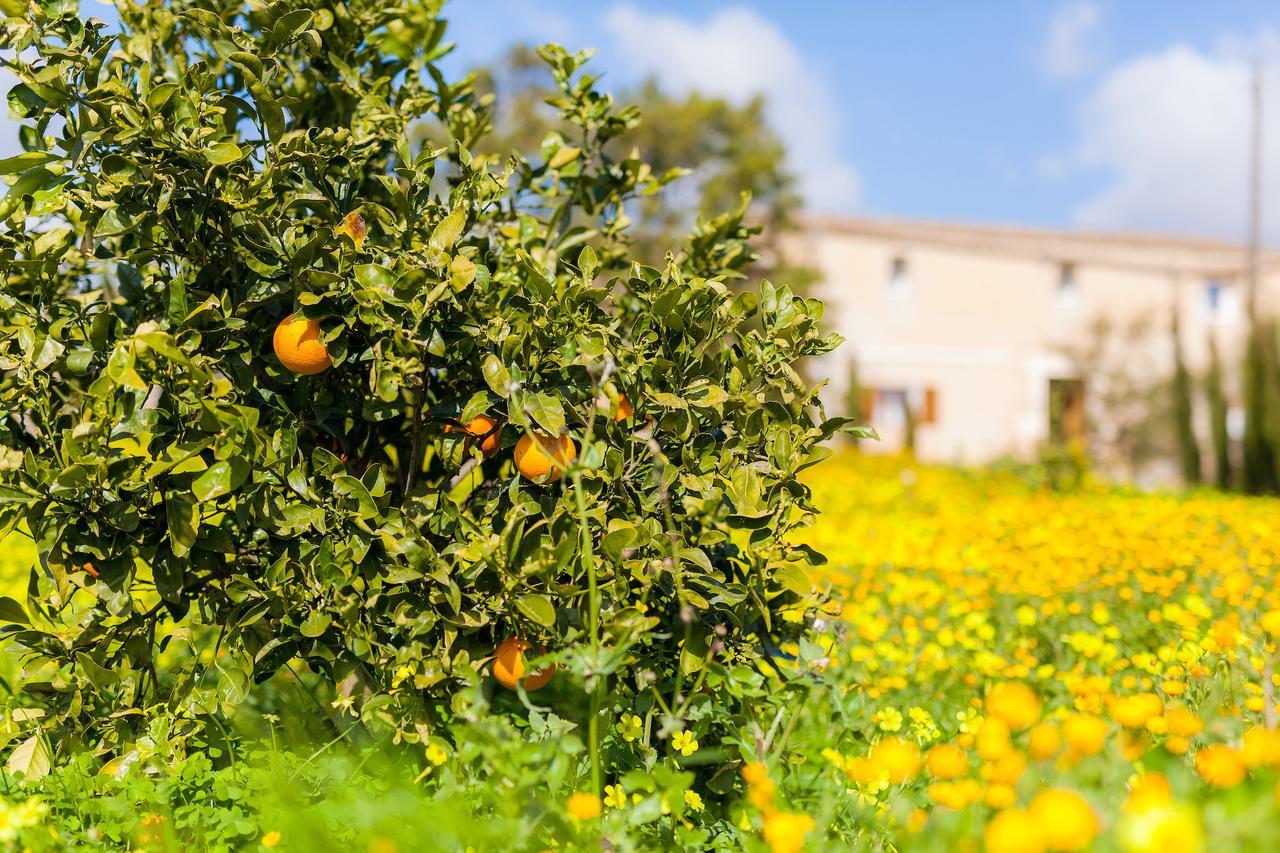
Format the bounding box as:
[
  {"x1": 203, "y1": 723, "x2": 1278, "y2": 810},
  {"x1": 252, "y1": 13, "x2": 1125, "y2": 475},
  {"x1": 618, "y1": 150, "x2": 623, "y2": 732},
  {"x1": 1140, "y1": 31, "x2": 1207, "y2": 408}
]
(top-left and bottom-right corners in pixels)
[{"x1": 797, "y1": 213, "x2": 1280, "y2": 276}]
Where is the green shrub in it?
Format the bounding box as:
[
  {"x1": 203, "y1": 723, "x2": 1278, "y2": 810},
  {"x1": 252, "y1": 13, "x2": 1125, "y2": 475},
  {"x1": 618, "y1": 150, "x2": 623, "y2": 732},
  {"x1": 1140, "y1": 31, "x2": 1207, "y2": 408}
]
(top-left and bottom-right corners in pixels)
[{"x1": 0, "y1": 0, "x2": 851, "y2": 790}]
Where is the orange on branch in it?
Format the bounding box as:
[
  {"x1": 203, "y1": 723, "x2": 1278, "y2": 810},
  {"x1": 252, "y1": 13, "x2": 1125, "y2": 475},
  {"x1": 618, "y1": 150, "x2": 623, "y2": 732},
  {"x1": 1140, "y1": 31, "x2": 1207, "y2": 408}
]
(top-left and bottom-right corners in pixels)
[
  {"x1": 272, "y1": 314, "x2": 331, "y2": 375},
  {"x1": 492, "y1": 636, "x2": 554, "y2": 691},
  {"x1": 447, "y1": 415, "x2": 503, "y2": 458},
  {"x1": 514, "y1": 432, "x2": 576, "y2": 482}
]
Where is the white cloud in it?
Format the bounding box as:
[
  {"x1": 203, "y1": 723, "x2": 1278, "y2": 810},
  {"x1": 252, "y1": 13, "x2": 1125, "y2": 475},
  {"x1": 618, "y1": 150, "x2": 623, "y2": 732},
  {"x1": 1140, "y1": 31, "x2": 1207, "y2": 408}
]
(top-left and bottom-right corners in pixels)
[
  {"x1": 1066, "y1": 34, "x2": 1280, "y2": 242},
  {"x1": 1043, "y1": 3, "x2": 1101, "y2": 79},
  {"x1": 601, "y1": 4, "x2": 860, "y2": 212}
]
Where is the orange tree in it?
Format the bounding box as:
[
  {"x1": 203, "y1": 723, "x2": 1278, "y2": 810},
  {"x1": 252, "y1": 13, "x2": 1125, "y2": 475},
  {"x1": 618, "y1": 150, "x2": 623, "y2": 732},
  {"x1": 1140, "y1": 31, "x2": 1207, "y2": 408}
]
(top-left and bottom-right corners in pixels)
[{"x1": 0, "y1": 0, "x2": 855, "y2": 783}]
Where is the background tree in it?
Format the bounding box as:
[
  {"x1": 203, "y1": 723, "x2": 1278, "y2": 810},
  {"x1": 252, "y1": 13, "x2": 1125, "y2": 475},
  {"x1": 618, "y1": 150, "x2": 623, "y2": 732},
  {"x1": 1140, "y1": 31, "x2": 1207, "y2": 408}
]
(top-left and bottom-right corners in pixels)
[
  {"x1": 1170, "y1": 303, "x2": 1201, "y2": 485},
  {"x1": 1059, "y1": 317, "x2": 1172, "y2": 482},
  {"x1": 1205, "y1": 335, "x2": 1232, "y2": 490},
  {"x1": 1241, "y1": 321, "x2": 1280, "y2": 493},
  {"x1": 466, "y1": 45, "x2": 811, "y2": 282}
]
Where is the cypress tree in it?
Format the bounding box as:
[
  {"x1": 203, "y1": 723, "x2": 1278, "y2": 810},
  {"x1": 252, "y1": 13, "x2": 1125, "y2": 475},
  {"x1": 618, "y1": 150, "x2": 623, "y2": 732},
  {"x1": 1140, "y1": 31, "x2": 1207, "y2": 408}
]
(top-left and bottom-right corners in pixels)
[
  {"x1": 1171, "y1": 304, "x2": 1202, "y2": 485},
  {"x1": 844, "y1": 358, "x2": 866, "y2": 448},
  {"x1": 1205, "y1": 335, "x2": 1232, "y2": 490},
  {"x1": 1242, "y1": 324, "x2": 1279, "y2": 493},
  {"x1": 1264, "y1": 319, "x2": 1280, "y2": 490}
]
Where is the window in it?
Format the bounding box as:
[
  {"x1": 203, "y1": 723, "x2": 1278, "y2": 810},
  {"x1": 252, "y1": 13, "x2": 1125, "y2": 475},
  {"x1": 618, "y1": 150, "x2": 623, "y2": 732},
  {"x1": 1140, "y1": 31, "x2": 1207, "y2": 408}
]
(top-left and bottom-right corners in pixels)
[
  {"x1": 867, "y1": 387, "x2": 937, "y2": 427},
  {"x1": 871, "y1": 389, "x2": 909, "y2": 430},
  {"x1": 1057, "y1": 262, "x2": 1080, "y2": 306},
  {"x1": 887, "y1": 256, "x2": 913, "y2": 299},
  {"x1": 1205, "y1": 279, "x2": 1241, "y2": 324}
]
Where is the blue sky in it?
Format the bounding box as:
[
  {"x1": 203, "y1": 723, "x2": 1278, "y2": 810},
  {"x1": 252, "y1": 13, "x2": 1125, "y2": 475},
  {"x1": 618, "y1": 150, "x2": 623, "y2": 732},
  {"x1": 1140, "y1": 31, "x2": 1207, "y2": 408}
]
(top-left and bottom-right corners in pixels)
[
  {"x1": 11, "y1": 1, "x2": 1280, "y2": 241},
  {"x1": 443, "y1": 1, "x2": 1280, "y2": 242}
]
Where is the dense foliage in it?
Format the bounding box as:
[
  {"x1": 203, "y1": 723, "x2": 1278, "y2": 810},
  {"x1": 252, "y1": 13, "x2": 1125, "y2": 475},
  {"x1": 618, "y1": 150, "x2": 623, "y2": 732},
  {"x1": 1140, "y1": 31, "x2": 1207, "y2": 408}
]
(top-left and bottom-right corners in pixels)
[{"x1": 0, "y1": 0, "x2": 849, "y2": 784}]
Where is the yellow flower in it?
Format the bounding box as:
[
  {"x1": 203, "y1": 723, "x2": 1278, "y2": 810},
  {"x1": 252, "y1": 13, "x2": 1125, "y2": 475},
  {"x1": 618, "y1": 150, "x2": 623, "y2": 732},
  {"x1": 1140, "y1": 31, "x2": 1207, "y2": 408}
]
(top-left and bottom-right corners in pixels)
[
  {"x1": 1110, "y1": 693, "x2": 1163, "y2": 729},
  {"x1": 1028, "y1": 722, "x2": 1061, "y2": 761},
  {"x1": 986, "y1": 682, "x2": 1042, "y2": 730},
  {"x1": 1118, "y1": 804, "x2": 1203, "y2": 853},
  {"x1": 982, "y1": 750, "x2": 1026, "y2": 786},
  {"x1": 1261, "y1": 610, "x2": 1280, "y2": 636},
  {"x1": 984, "y1": 808, "x2": 1046, "y2": 853},
  {"x1": 1029, "y1": 789, "x2": 1098, "y2": 851},
  {"x1": 615, "y1": 713, "x2": 643, "y2": 743},
  {"x1": 1123, "y1": 772, "x2": 1172, "y2": 814},
  {"x1": 985, "y1": 783, "x2": 1017, "y2": 809},
  {"x1": 925, "y1": 743, "x2": 967, "y2": 779},
  {"x1": 868, "y1": 736, "x2": 921, "y2": 784},
  {"x1": 1241, "y1": 727, "x2": 1280, "y2": 768},
  {"x1": 425, "y1": 740, "x2": 448, "y2": 766},
  {"x1": 1062, "y1": 714, "x2": 1107, "y2": 757},
  {"x1": 1164, "y1": 708, "x2": 1203, "y2": 737},
  {"x1": 261, "y1": 831, "x2": 282, "y2": 849},
  {"x1": 672, "y1": 730, "x2": 699, "y2": 757},
  {"x1": 875, "y1": 707, "x2": 904, "y2": 732},
  {"x1": 1195, "y1": 745, "x2": 1246, "y2": 788},
  {"x1": 683, "y1": 790, "x2": 704, "y2": 811},
  {"x1": 762, "y1": 811, "x2": 814, "y2": 853},
  {"x1": 976, "y1": 717, "x2": 1012, "y2": 759},
  {"x1": 604, "y1": 784, "x2": 628, "y2": 809},
  {"x1": 566, "y1": 792, "x2": 602, "y2": 822}
]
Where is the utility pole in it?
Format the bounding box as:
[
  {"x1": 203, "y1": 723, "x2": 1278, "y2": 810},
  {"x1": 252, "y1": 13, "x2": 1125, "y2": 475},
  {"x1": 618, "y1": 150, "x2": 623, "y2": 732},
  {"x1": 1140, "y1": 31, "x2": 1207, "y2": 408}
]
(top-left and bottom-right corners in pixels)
[
  {"x1": 1248, "y1": 59, "x2": 1263, "y2": 320},
  {"x1": 1242, "y1": 58, "x2": 1278, "y2": 494}
]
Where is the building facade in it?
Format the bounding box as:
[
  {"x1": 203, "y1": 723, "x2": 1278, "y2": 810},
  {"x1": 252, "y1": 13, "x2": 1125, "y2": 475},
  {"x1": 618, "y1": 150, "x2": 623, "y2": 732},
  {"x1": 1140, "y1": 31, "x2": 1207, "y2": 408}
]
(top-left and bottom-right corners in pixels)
[{"x1": 781, "y1": 215, "x2": 1280, "y2": 482}]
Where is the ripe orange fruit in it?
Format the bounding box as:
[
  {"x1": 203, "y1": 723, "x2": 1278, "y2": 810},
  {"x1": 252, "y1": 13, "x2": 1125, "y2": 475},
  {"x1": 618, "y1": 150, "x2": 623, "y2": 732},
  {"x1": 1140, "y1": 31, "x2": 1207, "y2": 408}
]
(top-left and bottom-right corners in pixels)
[
  {"x1": 513, "y1": 432, "x2": 576, "y2": 482},
  {"x1": 492, "y1": 636, "x2": 554, "y2": 691},
  {"x1": 446, "y1": 415, "x2": 503, "y2": 458},
  {"x1": 272, "y1": 313, "x2": 331, "y2": 375},
  {"x1": 614, "y1": 394, "x2": 634, "y2": 422}
]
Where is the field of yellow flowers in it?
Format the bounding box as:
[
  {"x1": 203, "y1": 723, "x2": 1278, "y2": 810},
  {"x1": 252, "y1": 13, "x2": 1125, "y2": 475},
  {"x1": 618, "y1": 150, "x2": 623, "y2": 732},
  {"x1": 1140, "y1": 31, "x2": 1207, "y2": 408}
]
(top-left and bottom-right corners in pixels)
[
  {"x1": 795, "y1": 454, "x2": 1280, "y2": 852},
  {"x1": 2, "y1": 454, "x2": 1280, "y2": 851}
]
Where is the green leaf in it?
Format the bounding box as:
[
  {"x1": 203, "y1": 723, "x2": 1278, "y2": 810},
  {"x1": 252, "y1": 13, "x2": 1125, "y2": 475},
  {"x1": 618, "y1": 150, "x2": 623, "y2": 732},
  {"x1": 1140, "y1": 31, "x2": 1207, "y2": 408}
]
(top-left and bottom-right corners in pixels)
[
  {"x1": 0, "y1": 167, "x2": 53, "y2": 220},
  {"x1": 601, "y1": 527, "x2": 637, "y2": 563},
  {"x1": 0, "y1": 152, "x2": 57, "y2": 175},
  {"x1": 481, "y1": 354, "x2": 511, "y2": 398},
  {"x1": 204, "y1": 141, "x2": 247, "y2": 165},
  {"x1": 526, "y1": 393, "x2": 565, "y2": 435},
  {"x1": 6, "y1": 734, "x2": 50, "y2": 782},
  {"x1": 7, "y1": 83, "x2": 44, "y2": 119},
  {"x1": 449, "y1": 254, "x2": 476, "y2": 290},
  {"x1": 774, "y1": 565, "x2": 812, "y2": 596},
  {"x1": 687, "y1": 385, "x2": 728, "y2": 408},
  {"x1": 0, "y1": 596, "x2": 28, "y2": 624},
  {"x1": 165, "y1": 493, "x2": 199, "y2": 557},
  {"x1": 429, "y1": 208, "x2": 466, "y2": 251},
  {"x1": 515, "y1": 595, "x2": 556, "y2": 628},
  {"x1": 192, "y1": 459, "x2": 250, "y2": 502},
  {"x1": 247, "y1": 79, "x2": 284, "y2": 142},
  {"x1": 32, "y1": 226, "x2": 72, "y2": 259},
  {"x1": 300, "y1": 612, "x2": 331, "y2": 638},
  {"x1": 579, "y1": 244, "x2": 598, "y2": 283}
]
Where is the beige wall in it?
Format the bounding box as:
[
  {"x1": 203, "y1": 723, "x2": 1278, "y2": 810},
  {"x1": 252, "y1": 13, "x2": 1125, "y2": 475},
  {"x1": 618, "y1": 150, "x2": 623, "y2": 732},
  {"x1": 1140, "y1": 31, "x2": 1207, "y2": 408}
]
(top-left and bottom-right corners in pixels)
[{"x1": 784, "y1": 220, "x2": 1280, "y2": 479}]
